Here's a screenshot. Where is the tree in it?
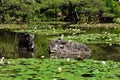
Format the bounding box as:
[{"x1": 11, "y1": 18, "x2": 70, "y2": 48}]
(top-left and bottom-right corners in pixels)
[
  {"x1": 102, "y1": 0, "x2": 120, "y2": 17},
  {"x1": 0, "y1": 0, "x2": 41, "y2": 23}
]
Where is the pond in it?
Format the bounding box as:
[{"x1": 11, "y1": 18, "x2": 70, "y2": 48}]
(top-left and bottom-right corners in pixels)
[
  {"x1": 0, "y1": 29, "x2": 50, "y2": 59},
  {"x1": 0, "y1": 29, "x2": 120, "y2": 62}
]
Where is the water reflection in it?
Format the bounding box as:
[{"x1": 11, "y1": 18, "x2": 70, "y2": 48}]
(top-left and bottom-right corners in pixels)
[
  {"x1": 88, "y1": 43, "x2": 120, "y2": 62},
  {"x1": 0, "y1": 30, "x2": 120, "y2": 62}
]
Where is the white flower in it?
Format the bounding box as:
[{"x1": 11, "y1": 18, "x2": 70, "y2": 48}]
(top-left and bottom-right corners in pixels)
[
  {"x1": 0, "y1": 57, "x2": 5, "y2": 62},
  {"x1": 106, "y1": 25, "x2": 108, "y2": 27},
  {"x1": 72, "y1": 33, "x2": 75, "y2": 35},
  {"x1": 58, "y1": 67, "x2": 62, "y2": 72},
  {"x1": 69, "y1": 28, "x2": 72, "y2": 30},
  {"x1": 2, "y1": 57, "x2": 5, "y2": 60},
  {"x1": 72, "y1": 29, "x2": 75, "y2": 30},
  {"x1": 66, "y1": 58, "x2": 70, "y2": 62},
  {"x1": 61, "y1": 34, "x2": 64, "y2": 39},
  {"x1": 109, "y1": 44, "x2": 112, "y2": 46},
  {"x1": 41, "y1": 56, "x2": 45, "y2": 58},
  {"x1": 94, "y1": 60, "x2": 98, "y2": 62},
  {"x1": 109, "y1": 38, "x2": 112, "y2": 41},
  {"x1": 105, "y1": 32, "x2": 107, "y2": 34},
  {"x1": 101, "y1": 61, "x2": 106, "y2": 65},
  {"x1": 7, "y1": 61, "x2": 11, "y2": 64},
  {"x1": 68, "y1": 36, "x2": 71, "y2": 38},
  {"x1": 108, "y1": 33, "x2": 110, "y2": 35},
  {"x1": 78, "y1": 55, "x2": 81, "y2": 58},
  {"x1": 53, "y1": 78, "x2": 57, "y2": 80},
  {"x1": 52, "y1": 28, "x2": 55, "y2": 30},
  {"x1": 102, "y1": 36, "x2": 105, "y2": 38}
]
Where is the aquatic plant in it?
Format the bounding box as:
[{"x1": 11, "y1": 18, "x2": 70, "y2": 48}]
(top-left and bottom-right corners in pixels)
[{"x1": 0, "y1": 58, "x2": 119, "y2": 80}]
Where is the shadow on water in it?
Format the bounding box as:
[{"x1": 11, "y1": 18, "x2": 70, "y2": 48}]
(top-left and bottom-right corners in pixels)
[
  {"x1": 0, "y1": 30, "x2": 18, "y2": 58},
  {"x1": 0, "y1": 29, "x2": 50, "y2": 59},
  {"x1": 87, "y1": 43, "x2": 120, "y2": 61},
  {"x1": 0, "y1": 30, "x2": 120, "y2": 62}
]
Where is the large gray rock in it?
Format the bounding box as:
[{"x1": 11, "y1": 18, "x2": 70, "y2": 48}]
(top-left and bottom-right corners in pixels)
[{"x1": 50, "y1": 39, "x2": 91, "y2": 60}]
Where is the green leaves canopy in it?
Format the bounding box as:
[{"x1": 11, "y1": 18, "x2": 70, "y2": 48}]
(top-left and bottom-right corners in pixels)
[{"x1": 0, "y1": 0, "x2": 120, "y2": 23}]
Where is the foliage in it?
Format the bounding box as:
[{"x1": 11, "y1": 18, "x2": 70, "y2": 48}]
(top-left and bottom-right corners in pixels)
[
  {"x1": 0, "y1": 0, "x2": 120, "y2": 23},
  {"x1": 0, "y1": 58, "x2": 120, "y2": 80},
  {"x1": 114, "y1": 18, "x2": 120, "y2": 23},
  {"x1": 63, "y1": 33, "x2": 120, "y2": 44},
  {"x1": 102, "y1": 0, "x2": 120, "y2": 17},
  {"x1": 0, "y1": 0, "x2": 41, "y2": 23}
]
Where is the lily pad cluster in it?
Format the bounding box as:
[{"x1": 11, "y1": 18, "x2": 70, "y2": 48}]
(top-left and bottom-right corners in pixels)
[
  {"x1": 0, "y1": 58, "x2": 120, "y2": 80},
  {"x1": 14, "y1": 25, "x2": 120, "y2": 44}
]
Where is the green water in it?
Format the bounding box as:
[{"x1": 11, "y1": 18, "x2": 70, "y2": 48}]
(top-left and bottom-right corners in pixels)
[
  {"x1": 0, "y1": 30, "x2": 50, "y2": 58},
  {"x1": 0, "y1": 29, "x2": 120, "y2": 62},
  {"x1": 88, "y1": 44, "x2": 120, "y2": 61},
  {"x1": 0, "y1": 30, "x2": 17, "y2": 58}
]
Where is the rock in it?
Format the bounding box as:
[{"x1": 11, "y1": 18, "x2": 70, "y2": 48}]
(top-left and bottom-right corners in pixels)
[
  {"x1": 50, "y1": 39, "x2": 91, "y2": 60},
  {"x1": 18, "y1": 33, "x2": 35, "y2": 58}
]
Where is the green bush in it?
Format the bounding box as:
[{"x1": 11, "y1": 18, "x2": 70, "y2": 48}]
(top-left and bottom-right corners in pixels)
[{"x1": 0, "y1": 0, "x2": 120, "y2": 24}]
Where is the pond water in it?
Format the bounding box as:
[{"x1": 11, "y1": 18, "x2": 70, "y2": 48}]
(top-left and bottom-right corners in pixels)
[{"x1": 0, "y1": 29, "x2": 120, "y2": 62}]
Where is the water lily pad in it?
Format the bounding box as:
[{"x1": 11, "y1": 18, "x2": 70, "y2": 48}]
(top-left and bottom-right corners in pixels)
[{"x1": 0, "y1": 58, "x2": 119, "y2": 80}]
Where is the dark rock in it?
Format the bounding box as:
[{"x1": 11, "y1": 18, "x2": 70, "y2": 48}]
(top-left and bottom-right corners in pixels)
[
  {"x1": 18, "y1": 33, "x2": 35, "y2": 58},
  {"x1": 50, "y1": 39, "x2": 91, "y2": 60}
]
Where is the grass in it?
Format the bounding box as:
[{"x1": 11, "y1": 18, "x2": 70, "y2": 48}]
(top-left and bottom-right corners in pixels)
[{"x1": 0, "y1": 58, "x2": 120, "y2": 80}]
